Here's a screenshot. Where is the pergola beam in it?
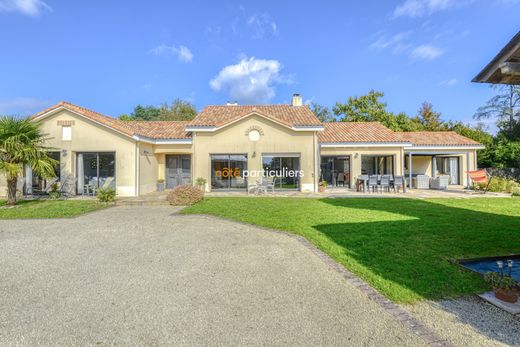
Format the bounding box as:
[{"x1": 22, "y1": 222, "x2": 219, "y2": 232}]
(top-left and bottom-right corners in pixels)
[{"x1": 499, "y1": 62, "x2": 520, "y2": 76}]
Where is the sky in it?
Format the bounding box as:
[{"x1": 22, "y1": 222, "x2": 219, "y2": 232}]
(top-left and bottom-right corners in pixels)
[{"x1": 0, "y1": 0, "x2": 519, "y2": 129}]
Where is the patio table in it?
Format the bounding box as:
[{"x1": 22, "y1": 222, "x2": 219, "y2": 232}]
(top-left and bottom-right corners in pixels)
[{"x1": 356, "y1": 176, "x2": 407, "y2": 193}]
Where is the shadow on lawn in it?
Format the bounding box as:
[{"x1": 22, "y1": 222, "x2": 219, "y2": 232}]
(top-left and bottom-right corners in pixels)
[
  {"x1": 316, "y1": 198, "x2": 520, "y2": 300},
  {"x1": 315, "y1": 198, "x2": 520, "y2": 344}
]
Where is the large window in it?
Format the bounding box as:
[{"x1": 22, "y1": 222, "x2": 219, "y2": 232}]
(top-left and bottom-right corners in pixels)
[
  {"x1": 320, "y1": 156, "x2": 350, "y2": 187},
  {"x1": 262, "y1": 155, "x2": 300, "y2": 189},
  {"x1": 211, "y1": 154, "x2": 247, "y2": 190},
  {"x1": 361, "y1": 155, "x2": 394, "y2": 175},
  {"x1": 435, "y1": 156, "x2": 459, "y2": 184},
  {"x1": 77, "y1": 152, "x2": 115, "y2": 194}
]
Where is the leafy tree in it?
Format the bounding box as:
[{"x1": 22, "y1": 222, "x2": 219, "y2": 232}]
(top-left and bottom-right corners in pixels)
[
  {"x1": 310, "y1": 102, "x2": 335, "y2": 122},
  {"x1": 120, "y1": 99, "x2": 197, "y2": 121},
  {"x1": 333, "y1": 90, "x2": 388, "y2": 122},
  {"x1": 474, "y1": 85, "x2": 520, "y2": 140},
  {"x1": 0, "y1": 116, "x2": 58, "y2": 205},
  {"x1": 120, "y1": 105, "x2": 161, "y2": 121},
  {"x1": 158, "y1": 99, "x2": 197, "y2": 121},
  {"x1": 415, "y1": 102, "x2": 445, "y2": 131},
  {"x1": 333, "y1": 90, "x2": 423, "y2": 131}
]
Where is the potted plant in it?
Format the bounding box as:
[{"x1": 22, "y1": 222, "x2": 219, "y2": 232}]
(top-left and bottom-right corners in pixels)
[
  {"x1": 48, "y1": 182, "x2": 61, "y2": 200},
  {"x1": 157, "y1": 179, "x2": 165, "y2": 192},
  {"x1": 484, "y1": 272, "x2": 519, "y2": 303},
  {"x1": 195, "y1": 177, "x2": 207, "y2": 191},
  {"x1": 318, "y1": 180, "x2": 327, "y2": 193}
]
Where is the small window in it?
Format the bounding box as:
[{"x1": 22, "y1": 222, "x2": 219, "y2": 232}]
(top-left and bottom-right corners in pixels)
[{"x1": 62, "y1": 126, "x2": 72, "y2": 141}]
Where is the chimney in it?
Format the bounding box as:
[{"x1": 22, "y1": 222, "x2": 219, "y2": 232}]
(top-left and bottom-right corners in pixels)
[
  {"x1": 226, "y1": 101, "x2": 238, "y2": 106},
  {"x1": 291, "y1": 93, "x2": 302, "y2": 106}
]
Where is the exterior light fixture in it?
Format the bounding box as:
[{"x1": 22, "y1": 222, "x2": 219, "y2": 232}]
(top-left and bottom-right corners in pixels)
[{"x1": 61, "y1": 149, "x2": 67, "y2": 157}]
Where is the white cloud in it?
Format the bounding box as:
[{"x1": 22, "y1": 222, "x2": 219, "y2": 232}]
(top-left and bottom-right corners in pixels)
[
  {"x1": 0, "y1": 97, "x2": 49, "y2": 115},
  {"x1": 247, "y1": 13, "x2": 279, "y2": 39},
  {"x1": 210, "y1": 57, "x2": 290, "y2": 104},
  {"x1": 0, "y1": 0, "x2": 51, "y2": 16},
  {"x1": 439, "y1": 78, "x2": 458, "y2": 86},
  {"x1": 370, "y1": 31, "x2": 413, "y2": 54},
  {"x1": 148, "y1": 44, "x2": 193, "y2": 63},
  {"x1": 393, "y1": 0, "x2": 467, "y2": 18},
  {"x1": 410, "y1": 44, "x2": 444, "y2": 60}
]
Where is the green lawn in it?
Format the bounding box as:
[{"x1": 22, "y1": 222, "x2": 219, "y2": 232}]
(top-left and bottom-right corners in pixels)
[
  {"x1": 183, "y1": 197, "x2": 520, "y2": 303},
  {"x1": 0, "y1": 199, "x2": 106, "y2": 219}
]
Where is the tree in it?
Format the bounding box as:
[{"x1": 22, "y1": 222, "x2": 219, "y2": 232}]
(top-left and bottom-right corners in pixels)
[
  {"x1": 0, "y1": 117, "x2": 57, "y2": 205},
  {"x1": 333, "y1": 90, "x2": 388, "y2": 122},
  {"x1": 474, "y1": 85, "x2": 520, "y2": 140},
  {"x1": 310, "y1": 102, "x2": 335, "y2": 122},
  {"x1": 120, "y1": 99, "x2": 197, "y2": 121},
  {"x1": 333, "y1": 90, "x2": 423, "y2": 131},
  {"x1": 158, "y1": 99, "x2": 197, "y2": 121},
  {"x1": 415, "y1": 102, "x2": 445, "y2": 131}
]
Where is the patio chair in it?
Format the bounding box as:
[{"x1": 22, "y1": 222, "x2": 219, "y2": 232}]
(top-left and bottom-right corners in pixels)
[
  {"x1": 43, "y1": 177, "x2": 59, "y2": 194},
  {"x1": 393, "y1": 176, "x2": 404, "y2": 193},
  {"x1": 466, "y1": 169, "x2": 493, "y2": 193},
  {"x1": 356, "y1": 175, "x2": 368, "y2": 192},
  {"x1": 430, "y1": 175, "x2": 449, "y2": 190},
  {"x1": 414, "y1": 175, "x2": 430, "y2": 189},
  {"x1": 380, "y1": 175, "x2": 391, "y2": 193},
  {"x1": 266, "y1": 177, "x2": 276, "y2": 193},
  {"x1": 60, "y1": 176, "x2": 77, "y2": 197},
  {"x1": 337, "y1": 172, "x2": 345, "y2": 187},
  {"x1": 368, "y1": 175, "x2": 379, "y2": 193}
]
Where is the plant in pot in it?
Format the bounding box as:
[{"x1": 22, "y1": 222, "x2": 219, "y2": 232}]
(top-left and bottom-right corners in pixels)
[
  {"x1": 157, "y1": 179, "x2": 165, "y2": 192},
  {"x1": 195, "y1": 177, "x2": 207, "y2": 191},
  {"x1": 484, "y1": 271, "x2": 519, "y2": 303},
  {"x1": 318, "y1": 180, "x2": 327, "y2": 193}
]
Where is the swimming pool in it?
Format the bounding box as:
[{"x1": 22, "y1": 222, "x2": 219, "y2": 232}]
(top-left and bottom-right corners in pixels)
[{"x1": 459, "y1": 255, "x2": 520, "y2": 282}]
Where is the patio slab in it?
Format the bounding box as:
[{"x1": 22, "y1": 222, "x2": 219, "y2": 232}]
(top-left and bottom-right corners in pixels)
[{"x1": 478, "y1": 291, "x2": 520, "y2": 315}]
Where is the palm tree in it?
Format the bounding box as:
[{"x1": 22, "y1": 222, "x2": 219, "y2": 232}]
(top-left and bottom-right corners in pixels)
[{"x1": 0, "y1": 116, "x2": 58, "y2": 205}]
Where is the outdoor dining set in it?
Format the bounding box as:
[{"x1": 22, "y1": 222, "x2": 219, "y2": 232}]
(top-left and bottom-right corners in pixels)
[{"x1": 355, "y1": 175, "x2": 407, "y2": 193}]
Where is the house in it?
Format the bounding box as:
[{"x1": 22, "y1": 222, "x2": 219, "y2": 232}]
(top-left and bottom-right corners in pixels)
[
  {"x1": 1, "y1": 94, "x2": 483, "y2": 197},
  {"x1": 473, "y1": 30, "x2": 520, "y2": 85}
]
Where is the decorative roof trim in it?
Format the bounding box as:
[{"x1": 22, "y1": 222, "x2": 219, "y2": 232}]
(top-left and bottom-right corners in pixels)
[
  {"x1": 187, "y1": 111, "x2": 322, "y2": 133},
  {"x1": 406, "y1": 145, "x2": 484, "y2": 150},
  {"x1": 33, "y1": 106, "x2": 135, "y2": 140},
  {"x1": 320, "y1": 142, "x2": 412, "y2": 148},
  {"x1": 132, "y1": 135, "x2": 192, "y2": 145}
]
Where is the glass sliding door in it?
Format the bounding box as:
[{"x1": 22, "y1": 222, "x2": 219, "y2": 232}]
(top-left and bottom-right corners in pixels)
[
  {"x1": 166, "y1": 155, "x2": 191, "y2": 189},
  {"x1": 435, "y1": 156, "x2": 459, "y2": 184},
  {"x1": 77, "y1": 152, "x2": 116, "y2": 194},
  {"x1": 262, "y1": 155, "x2": 301, "y2": 189},
  {"x1": 210, "y1": 154, "x2": 247, "y2": 190},
  {"x1": 320, "y1": 156, "x2": 351, "y2": 188},
  {"x1": 361, "y1": 155, "x2": 394, "y2": 175}
]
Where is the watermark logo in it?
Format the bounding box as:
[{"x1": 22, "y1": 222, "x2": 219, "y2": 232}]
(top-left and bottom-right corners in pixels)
[{"x1": 215, "y1": 168, "x2": 304, "y2": 178}]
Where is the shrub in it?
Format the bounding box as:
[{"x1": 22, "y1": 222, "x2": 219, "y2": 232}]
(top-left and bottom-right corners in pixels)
[
  {"x1": 484, "y1": 177, "x2": 520, "y2": 193},
  {"x1": 167, "y1": 184, "x2": 204, "y2": 206},
  {"x1": 484, "y1": 272, "x2": 518, "y2": 290},
  {"x1": 195, "y1": 177, "x2": 207, "y2": 188},
  {"x1": 512, "y1": 187, "x2": 520, "y2": 197},
  {"x1": 97, "y1": 187, "x2": 116, "y2": 204},
  {"x1": 48, "y1": 182, "x2": 61, "y2": 200}
]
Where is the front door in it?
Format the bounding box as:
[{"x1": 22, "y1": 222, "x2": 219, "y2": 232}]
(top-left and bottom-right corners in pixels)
[{"x1": 166, "y1": 155, "x2": 191, "y2": 189}]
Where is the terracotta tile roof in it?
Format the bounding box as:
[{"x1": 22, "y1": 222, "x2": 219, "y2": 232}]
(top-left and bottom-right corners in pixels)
[
  {"x1": 126, "y1": 121, "x2": 191, "y2": 139},
  {"x1": 395, "y1": 131, "x2": 481, "y2": 146},
  {"x1": 318, "y1": 122, "x2": 406, "y2": 143},
  {"x1": 189, "y1": 105, "x2": 322, "y2": 127},
  {"x1": 33, "y1": 101, "x2": 191, "y2": 139}
]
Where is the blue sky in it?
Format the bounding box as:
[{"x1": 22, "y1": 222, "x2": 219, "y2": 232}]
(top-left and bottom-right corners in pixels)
[{"x1": 0, "y1": 0, "x2": 519, "y2": 128}]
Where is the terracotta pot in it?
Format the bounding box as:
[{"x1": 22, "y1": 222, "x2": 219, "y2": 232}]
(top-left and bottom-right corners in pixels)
[
  {"x1": 494, "y1": 287, "x2": 519, "y2": 303},
  {"x1": 318, "y1": 186, "x2": 326, "y2": 193}
]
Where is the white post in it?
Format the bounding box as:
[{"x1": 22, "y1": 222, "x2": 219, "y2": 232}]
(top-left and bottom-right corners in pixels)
[
  {"x1": 24, "y1": 165, "x2": 32, "y2": 195},
  {"x1": 432, "y1": 156, "x2": 437, "y2": 177},
  {"x1": 408, "y1": 153, "x2": 413, "y2": 190},
  {"x1": 466, "y1": 153, "x2": 471, "y2": 189}
]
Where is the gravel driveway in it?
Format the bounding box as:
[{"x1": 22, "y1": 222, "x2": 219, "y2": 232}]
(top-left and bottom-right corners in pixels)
[{"x1": 0, "y1": 206, "x2": 428, "y2": 346}]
